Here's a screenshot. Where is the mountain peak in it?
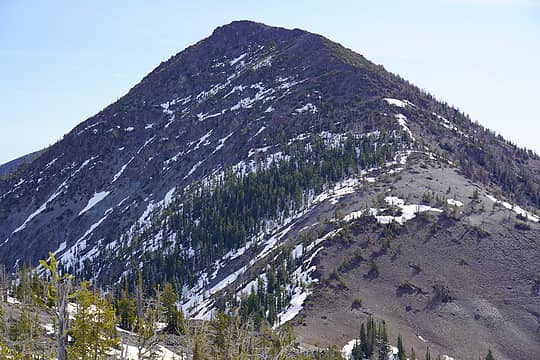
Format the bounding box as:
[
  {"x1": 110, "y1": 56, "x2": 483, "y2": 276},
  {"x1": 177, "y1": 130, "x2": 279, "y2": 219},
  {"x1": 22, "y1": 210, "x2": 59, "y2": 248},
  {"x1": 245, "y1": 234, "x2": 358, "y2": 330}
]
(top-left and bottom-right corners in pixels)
[
  {"x1": 211, "y1": 20, "x2": 305, "y2": 37},
  {"x1": 1, "y1": 20, "x2": 539, "y2": 359},
  {"x1": 207, "y1": 20, "x2": 308, "y2": 49}
]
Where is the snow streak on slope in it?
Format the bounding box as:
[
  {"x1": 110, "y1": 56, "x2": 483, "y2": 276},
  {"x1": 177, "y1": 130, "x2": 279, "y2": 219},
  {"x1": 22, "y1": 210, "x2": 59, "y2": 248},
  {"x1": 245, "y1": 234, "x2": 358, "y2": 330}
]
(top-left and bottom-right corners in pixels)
[
  {"x1": 79, "y1": 191, "x2": 110, "y2": 216},
  {"x1": 273, "y1": 246, "x2": 325, "y2": 328},
  {"x1": 394, "y1": 114, "x2": 415, "y2": 141},
  {"x1": 13, "y1": 157, "x2": 98, "y2": 233},
  {"x1": 486, "y1": 194, "x2": 539, "y2": 222},
  {"x1": 384, "y1": 98, "x2": 415, "y2": 108}
]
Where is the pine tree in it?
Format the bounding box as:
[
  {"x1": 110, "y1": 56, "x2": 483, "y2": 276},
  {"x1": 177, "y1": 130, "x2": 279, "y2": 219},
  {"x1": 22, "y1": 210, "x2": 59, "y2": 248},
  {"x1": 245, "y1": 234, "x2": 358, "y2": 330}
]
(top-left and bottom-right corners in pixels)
[
  {"x1": 134, "y1": 281, "x2": 162, "y2": 359},
  {"x1": 191, "y1": 322, "x2": 209, "y2": 360},
  {"x1": 425, "y1": 346, "x2": 431, "y2": 360},
  {"x1": 117, "y1": 281, "x2": 136, "y2": 331},
  {"x1": 485, "y1": 349, "x2": 495, "y2": 360},
  {"x1": 397, "y1": 334, "x2": 407, "y2": 360},
  {"x1": 411, "y1": 347, "x2": 417, "y2": 360},
  {"x1": 67, "y1": 281, "x2": 118, "y2": 360},
  {"x1": 377, "y1": 320, "x2": 389, "y2": 360},
  {"x1": 359, "y1": 322, "x2": 368, "y2": 357},
  {"x1": 351, "y1": 339, "x2": 362, "y2": 360},
  {"x1": 162, "y1": 282, "x2": 186, "y2": 334},
  {"x1": 367, "y1": 316, "x2": 376, "y2": 357},
  {"x1": 0, "y1": 291, "x2": 5, "y2": 340},
  {"x1": 40, "y1": 252, "x2": 73, "y2": 360}
]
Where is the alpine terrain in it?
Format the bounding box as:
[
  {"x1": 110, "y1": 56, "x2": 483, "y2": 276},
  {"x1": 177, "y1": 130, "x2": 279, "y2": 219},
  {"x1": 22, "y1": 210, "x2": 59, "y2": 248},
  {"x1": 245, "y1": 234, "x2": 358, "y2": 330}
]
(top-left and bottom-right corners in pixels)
[{"x1": 0, "y1": 21, "x2": 539, "y2": 359}]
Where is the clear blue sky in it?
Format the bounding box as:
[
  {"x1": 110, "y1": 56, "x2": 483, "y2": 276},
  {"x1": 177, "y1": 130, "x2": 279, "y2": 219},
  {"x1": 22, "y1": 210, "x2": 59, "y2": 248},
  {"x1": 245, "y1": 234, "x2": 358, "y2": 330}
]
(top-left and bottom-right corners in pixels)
[{"x1": 1, "y1": 0, "x2": 539, "y2": 164}]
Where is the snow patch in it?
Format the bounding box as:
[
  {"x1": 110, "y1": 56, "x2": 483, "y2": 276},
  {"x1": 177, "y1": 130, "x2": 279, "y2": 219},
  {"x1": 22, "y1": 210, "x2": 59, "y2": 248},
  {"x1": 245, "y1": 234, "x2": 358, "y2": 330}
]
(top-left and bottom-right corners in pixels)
[
  {"x1": 295, "y1": 103, "x2": 318, "y2": 114},
  {"x1": 224, "y1": 85, "x2": 246, "y2": 98},
  {"x1": 251, "y1": 126, "x2": 266, "y2": 140},
  {"x1": 187, "y1": 129, "x2": 213, "y2": 153},
  {"x1": 229, "y1": 52, "x2": 247, "y2": 66},
  {"x1": 212, "y1": 132, "x2": 234, "y2": 154},
  {"x1": 447, "y1": 198, "x2": 464, "y2": 207},
  {"x1": 384, "y1": 98, "x2": 415, "y2": 108},
  {"x1": 197, "y1": 110, "x2": 225, "y2": 121},
  {"x1": 79, "y1": 191, "x2": 110, "y2": 216},
  {"x1": 252, "y1": 55, "x2": 272, "y2": 70},
  {"x1": 344, "y1": 196, "x2": 443, "y2": 225},
  {"x1": 486, "y1": 194, "x2": 539, "y2": 222},
  {"x1": 7, "y1": 296, "x2": 21, "y2": 304},
  {"x1": 183, "y1": 160, "x2": 205, "y2": 180},
  {"x1": 395, "y1": 114, "x2": 415, "y2": 141},
  {"x1": 112, "y1": 158, "x2": 133, "y2": 183}
]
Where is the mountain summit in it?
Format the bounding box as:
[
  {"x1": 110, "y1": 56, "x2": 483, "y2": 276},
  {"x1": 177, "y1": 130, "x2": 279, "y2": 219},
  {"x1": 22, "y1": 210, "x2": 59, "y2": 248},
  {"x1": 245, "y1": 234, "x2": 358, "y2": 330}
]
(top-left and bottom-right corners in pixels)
[{"x1": 0, "y1": 21, "x2": 539, "y2": 359}]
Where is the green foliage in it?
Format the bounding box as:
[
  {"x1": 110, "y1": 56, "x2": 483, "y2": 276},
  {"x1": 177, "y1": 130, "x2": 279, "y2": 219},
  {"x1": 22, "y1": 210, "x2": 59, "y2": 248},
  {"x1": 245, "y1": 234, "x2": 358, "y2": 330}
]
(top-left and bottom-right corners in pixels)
[
  {"x1": 162, "y1": 282, "x2": 187, "y2": 335},
  {"x1": 0, "y1": 343, "x2": 24, "y2": 360},
  {"x1": 432, "y1": 284, "x2": 452, "y2": 303},
  {"x1": 352, "y1": 316, "x2": 389, "y2": 360},
  {"x1": 425, "y1": 346, "x2": 431, "y2": 360},
  {"x1": 485, "y1": 349, "x2": 495, "y2": 360},
  {"x1": 234, "y1": 250, "x2": 304, "y2": 327},
  {"x1": 329, "y1": 268, "x2": 347, "y2": 289},
  {"x1": 397, "y1": 334, "x2": 407, "y2": 360},
  {"x1": 67, "y1": 282, "x2": 118, "y2": 360},
  {"x1": 369, "y1": 260, "x2": 380, "y2": 277},
  {"x1": 351, "y1": 298, "x2": 362, "y2": 310},
  {"x1": 8, "y1": 304, "x2": 39, "y2": 343},
  {"x1": 116, "y1": 281, "x2": 136, "y2": 331}
]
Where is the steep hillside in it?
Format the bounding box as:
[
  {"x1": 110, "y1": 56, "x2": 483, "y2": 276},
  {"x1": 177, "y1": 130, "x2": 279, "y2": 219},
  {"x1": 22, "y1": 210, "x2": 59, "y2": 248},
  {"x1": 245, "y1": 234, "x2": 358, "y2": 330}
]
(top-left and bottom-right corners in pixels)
[
  {"x1": 0, "y1": 150, "x2": 44, "y2": 177},
  {"x1": 0, "y1": 20, "x2": 538, "y2": 359}
]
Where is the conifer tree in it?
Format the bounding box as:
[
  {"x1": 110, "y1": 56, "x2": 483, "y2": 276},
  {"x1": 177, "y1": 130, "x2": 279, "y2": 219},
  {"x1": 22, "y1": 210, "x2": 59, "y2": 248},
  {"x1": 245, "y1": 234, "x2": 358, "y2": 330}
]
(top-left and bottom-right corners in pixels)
[
  {"x1": 377, "y1": 320, "x2": 389, "y2": 360},
  {"x1": 351, "y1": 339, "x2": 362, "y2": 360},
  {"x1": 367, "y1": 316, "x2": 376, "y2": 356},
  {"x1": 40, "y1": 252, "x2": 73, "y2": 360},
  {"x1": 485, "y1": 349, "x2": 495, "y2": 360},
  {"x1": 134, "y1": 280, "x2": 162, "y2": 359},
  {"x1": 0, "y1": 292, "x2": 5, "y2": 339},
  {"x1": 162, "y1": 282, "x2": 186, "y2": 335},
  {"x1": 397, "y1": 334, "x2": 407, "y2": 360},
  {"x1": 117, "y1": 280, "x2": 136, "y2": 331},
  {"x1": 191, "y1": 322, "x2": 209, "y2": 360},
  {"x1": 425, "y1": 346, "x2": 431, "y2": 360},
  {"x1": 67, "y1": 281, "x2": 118, "y2": 360},
  {"x1": 411, "y1": 347, "x2": 417, "y2": 360},
  {"x1": 359, "y1": 322, "x2": 368, "y2": 357}
]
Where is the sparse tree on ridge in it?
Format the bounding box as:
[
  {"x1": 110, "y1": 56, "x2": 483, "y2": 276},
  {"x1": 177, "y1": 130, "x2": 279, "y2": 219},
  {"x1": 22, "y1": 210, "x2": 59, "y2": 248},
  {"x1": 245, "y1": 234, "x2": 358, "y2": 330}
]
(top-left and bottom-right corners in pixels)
[{"x1": 40, "y1": 252, "x2": 74, "y2": 360}]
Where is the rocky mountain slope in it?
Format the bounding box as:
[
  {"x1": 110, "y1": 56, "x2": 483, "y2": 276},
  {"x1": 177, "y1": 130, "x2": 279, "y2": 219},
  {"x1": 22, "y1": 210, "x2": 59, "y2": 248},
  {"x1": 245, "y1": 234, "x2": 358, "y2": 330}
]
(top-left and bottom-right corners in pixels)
[
  {"x1": 0, "y1": 21, "x2": 539, "y2": 359},
  {"x1": 0, "y1": 150, "x2": 44, "y2": 177}
]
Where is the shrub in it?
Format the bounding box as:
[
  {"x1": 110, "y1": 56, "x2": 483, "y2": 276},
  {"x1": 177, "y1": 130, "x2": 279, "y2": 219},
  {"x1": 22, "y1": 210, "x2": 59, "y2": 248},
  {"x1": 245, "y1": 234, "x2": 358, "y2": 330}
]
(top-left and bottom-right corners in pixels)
[
  {"x1": 408, "y1": 263, "x2": 422, "y2": 274},
  {"x1": 433, "y1": 284, "x2": 452, "y2": 303},
  {"x1": 397, "y1": 281, "x2": 424, "y2": 295},
  {"x1": 514, "y1": 222, "x2": 530, "y2": 231},
  {"x1": 369, "y1": 260, "x2": 380, "y2": 277},
  {"x1": 516, "y1": 213, "x2": 527, "y2": 222},
  {"x1": 351, "y1": 298, "x2": 363, "y2": 309}
]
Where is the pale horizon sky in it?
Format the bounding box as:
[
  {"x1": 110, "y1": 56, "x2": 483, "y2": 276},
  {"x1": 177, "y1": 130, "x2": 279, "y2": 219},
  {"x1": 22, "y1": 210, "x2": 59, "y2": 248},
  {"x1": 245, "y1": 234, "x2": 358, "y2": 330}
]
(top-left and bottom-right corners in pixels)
[{"x1": 1, "y1": 0, "x2": 539, "y2": 164}]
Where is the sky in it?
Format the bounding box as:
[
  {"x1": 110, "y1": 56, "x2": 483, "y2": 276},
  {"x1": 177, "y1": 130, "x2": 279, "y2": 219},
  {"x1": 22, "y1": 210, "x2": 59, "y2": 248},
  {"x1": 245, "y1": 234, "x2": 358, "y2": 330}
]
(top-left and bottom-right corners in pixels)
[{"x1": 1, "y1": 0, "x2": 539, "y2": 164}]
